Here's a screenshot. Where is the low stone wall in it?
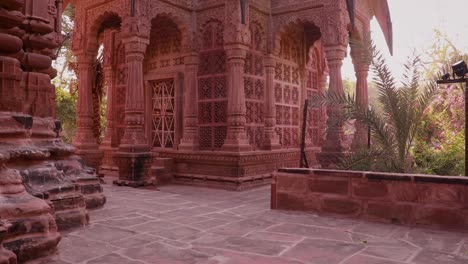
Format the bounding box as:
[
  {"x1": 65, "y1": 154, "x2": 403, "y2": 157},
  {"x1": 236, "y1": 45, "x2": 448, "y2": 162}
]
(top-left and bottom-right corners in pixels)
[{"x1": 271, "y1": 169, "x2": 468, "y2": 229}]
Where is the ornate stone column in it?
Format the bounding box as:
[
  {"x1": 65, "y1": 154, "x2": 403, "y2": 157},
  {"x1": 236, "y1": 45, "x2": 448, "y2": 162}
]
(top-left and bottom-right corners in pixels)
[
  {"x1": 100, "y1": 30, "x2": 116, "y2": 173},
  {"x1": 73, "y1": 52, "x2": 103, "y2": 168},
  {"x1": 317, "y1": 45, "x2": 347, "y2": 168},
  {"x1": 113, "y1": 17, "x2": 153, "y2": 187},
  {"x1": 263, "y1": 55, "x2": 280, "y2": 149},
  {"x1": 351, "y1": 57, "x2": 370, "y2": 149},
  {"x1": 222, "y1": 44, "x2": 252, "y2": 151},
  {"x1": 323, "y1": 46, "x2": 346, "y2": 151},
  {"x1": 179, "y1": 52, "x2": 199, "y2": 151}
]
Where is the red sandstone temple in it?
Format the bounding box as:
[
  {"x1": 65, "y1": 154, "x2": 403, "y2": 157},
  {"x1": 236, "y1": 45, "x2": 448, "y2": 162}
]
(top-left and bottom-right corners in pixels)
[
  {"x1": 0, "y1": 1, "x2": 391, "y2": 261},
  {"x1": 67, "y1": 0, "x2": 393, "y2": 190}
]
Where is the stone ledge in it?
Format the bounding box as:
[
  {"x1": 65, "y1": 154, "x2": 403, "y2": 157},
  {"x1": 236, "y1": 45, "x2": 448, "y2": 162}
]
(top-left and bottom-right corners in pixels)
[{"x1": 272, "y1": 168, "x2": 468, "y2": 230}]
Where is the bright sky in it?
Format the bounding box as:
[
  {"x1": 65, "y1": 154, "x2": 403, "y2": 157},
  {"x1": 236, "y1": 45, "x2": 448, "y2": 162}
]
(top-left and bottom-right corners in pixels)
[{"x1": 342, "y1": 0, "x2": 468, "y2": 81}]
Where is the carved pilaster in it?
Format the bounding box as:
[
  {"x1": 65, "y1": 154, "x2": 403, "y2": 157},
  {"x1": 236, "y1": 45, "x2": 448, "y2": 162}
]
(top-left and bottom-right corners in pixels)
[
  {"x1": 101, "y1": 30, "x2": 116, "y2": 149},
  {"x1": 113, "y1": 21, "x2": 153, "y2": 187},
  {"x1": 322, "y1": 46, "x2": 346, "y2": 152},
  {"x1": 351, "y1": 45, "x2": 370, "y2": 149},
  {"x1": 179, "y1": 52, "x2": 199, "y2": 150},
  {"x1": 222, "y1": 45, "x2": 252, "y2": 152},
  {"x1": 263, "y1": 55, "x2": 280, "y2": 150},
  {"x1": 317, "y1": 45, "x2": 347, "y2": 168},
  {"x1": 73, "y1": 52, "x2": 102, "y2": 168}
]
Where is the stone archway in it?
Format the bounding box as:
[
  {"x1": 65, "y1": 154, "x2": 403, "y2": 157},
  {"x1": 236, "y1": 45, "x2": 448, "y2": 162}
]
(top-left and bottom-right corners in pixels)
[{"x1": 72, "y1": 11, "x2": 122, "y2": 169}]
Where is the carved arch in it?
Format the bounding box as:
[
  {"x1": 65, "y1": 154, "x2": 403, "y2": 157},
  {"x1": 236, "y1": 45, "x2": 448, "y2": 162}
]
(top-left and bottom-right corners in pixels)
[
  {"x1": 272, "y1": 17, "x2": 321, "y2": 57},
  {"x1": 147, "y1": 1, "x2": 192, "y2": 52},
  {"x1": 86, "y1": 11, "x2": 123, "y2": 54}
]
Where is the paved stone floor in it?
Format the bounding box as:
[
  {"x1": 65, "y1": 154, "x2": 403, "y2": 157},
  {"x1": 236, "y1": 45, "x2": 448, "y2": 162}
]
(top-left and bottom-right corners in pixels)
[{"x1": 32, "y1": 183, "x2": 468, "y2": 264}]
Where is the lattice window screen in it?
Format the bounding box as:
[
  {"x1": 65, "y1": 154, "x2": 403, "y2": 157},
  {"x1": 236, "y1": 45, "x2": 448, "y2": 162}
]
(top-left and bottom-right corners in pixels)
[
  {"x1": 198, "y1": 20, "x2": 228, "y2": 150},
  {"x1": 150, "y1": 79, "x2": 176, "y2": 149},
  {"x1": 274, "y1": 35, "x2": 301, "y2": 148},
  {"x1": 244, "y1": 22, "x2": 266, "y2": 150}
]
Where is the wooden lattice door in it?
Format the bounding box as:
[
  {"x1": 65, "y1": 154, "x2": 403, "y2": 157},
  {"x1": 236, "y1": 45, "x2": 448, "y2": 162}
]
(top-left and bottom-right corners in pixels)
[{"x1": 150, "y1": 79, "x2": 176, "y2": 149}]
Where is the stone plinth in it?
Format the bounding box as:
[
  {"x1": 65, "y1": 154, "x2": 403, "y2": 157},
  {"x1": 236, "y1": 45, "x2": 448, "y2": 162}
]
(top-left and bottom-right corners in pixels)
[
  {"x1": 159, "y1": 149, "x2": 320, "y2": 191},
  {"x1": 273, "y1": 168, "x2": 468, "y2": 230},
  {"x1": 113, "y1": 152, "x2": 154, "y2": 187}
]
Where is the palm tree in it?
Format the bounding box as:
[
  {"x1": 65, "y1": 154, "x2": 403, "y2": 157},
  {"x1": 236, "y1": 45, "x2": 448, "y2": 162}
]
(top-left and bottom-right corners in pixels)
[{"x1": 310, "y1": 44, "x2": 439, "y2": 173}]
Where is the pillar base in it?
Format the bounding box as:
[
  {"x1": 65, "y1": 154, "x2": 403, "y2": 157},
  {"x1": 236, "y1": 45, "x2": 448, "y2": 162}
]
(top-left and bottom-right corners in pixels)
[
  {"x1": 113, "y1": 151, "x2": 153, "y2": 188},
  {"x1": 222, "y1": 140, "x2": 252, "y2": 152},
  {"x1": 263, "y1": 134, "x2": 281, "y2": 150}
]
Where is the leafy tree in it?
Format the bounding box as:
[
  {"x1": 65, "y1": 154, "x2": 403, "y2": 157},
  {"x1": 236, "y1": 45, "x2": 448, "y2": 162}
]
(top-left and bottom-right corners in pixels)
[{"x1": 413, "y1": 30, "x2": 467, "y2": 175}]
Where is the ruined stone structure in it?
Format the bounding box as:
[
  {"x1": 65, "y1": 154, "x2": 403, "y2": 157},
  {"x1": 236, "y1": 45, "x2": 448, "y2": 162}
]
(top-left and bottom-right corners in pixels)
[
  {"x1": 69, "y1": 0, "x2": 392, "y2": 190},
  {"x1": 0, "y1": 0, "x2": 105, "y2": 262}
]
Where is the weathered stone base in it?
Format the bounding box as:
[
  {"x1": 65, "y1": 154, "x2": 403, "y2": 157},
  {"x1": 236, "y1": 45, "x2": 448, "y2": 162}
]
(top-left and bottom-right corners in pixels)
[
  {"x1": 174, "y1": 173, "x2": 272, "y2": 191},
  {"x1": 113, "y1": 152, "x2": 153, "y2": 188},
  {"x1": 157, "y1": 148, "x2": 320, "y2": 191},
  {"x1": 53, "y1": 156, "x2": 106, "y2": 209},
  {"x1": 113, "y1": 179, "x2": 156, "y2": 188}
]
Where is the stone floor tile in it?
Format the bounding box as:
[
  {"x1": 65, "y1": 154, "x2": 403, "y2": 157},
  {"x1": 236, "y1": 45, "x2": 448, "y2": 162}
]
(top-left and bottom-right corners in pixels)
[
  {"x1": 150, "y1": 226, "x2": 202, "y2": 241},
  {"x1": 351, "y1": 223, "x2": 399, "y2": 237},
  {"x1": 192, "y1": 247, "x2": 304, "y2": 264},
  {"x1": 126, "y1": 220, "x2": 179, "y2": 232},
  {"x1": 282, "y1": 238, "x2": 365, "y2": 264},
  {"x1": 189, "y1": 218, "x2": 232, "y2": 230},
  {"x1": 171, "y1": 215, "x2": 213, "y2": 225},
  {"x1": 412, "y1": 250, "x2": 468, "y2": 264},
  {"x1": 343, "y1": 254, "x2": 407, "y2": 264},
  {"x1": 96, "y1": 214, "x2": 155, "y2": 227},
  {"x1": 120, "y1": 241, "x2": 211, "y2": 263},
  {"x1": 396, "y1": 228, "x2": 465, "y2": 253},
  {"x1": 209, "y1": 218, "x2": 277, "y2": 236},
  {"x1": 73, "y1": 224, "x2": 137, "y2": 243},
  {"x1": 202, "y1": 213, "x2": 245, "y2": 222},
  {"x1": 192, "y1": 233, "x2": 291, "y2": 256},
  {"x1": 267, "y1": 223, "x2": 352, "y2": 242},
  {"x1": 86, "y1": 253, "x2": 145, "y2": 264},
  {"x1": 245, "y1": 231, "x2": 304, "y2": 242},
  {"x1": 109, "y1": 233, "x2": 163, "y2": 248},
  {"x1": 56, "y1": 235, "x2": 119, "y2": 263},
  {"x1": 27, "y1": 256, "x2": 72, "y2": 264},
  {"x1": 361, "y1": 246, "x2": 417, "y2": 262},
  {"x1": 88, "y1": 207, "x2": 141, "y2": 221}
]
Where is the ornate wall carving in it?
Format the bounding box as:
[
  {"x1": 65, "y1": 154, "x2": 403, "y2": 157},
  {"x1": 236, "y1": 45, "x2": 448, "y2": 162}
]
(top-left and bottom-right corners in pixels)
[
  {"x1": 197, "y1": 19, "x2": 228, "y2": 150},
  {"x1": 244, "y1": 21, "x2": 266, "y2": 149}
]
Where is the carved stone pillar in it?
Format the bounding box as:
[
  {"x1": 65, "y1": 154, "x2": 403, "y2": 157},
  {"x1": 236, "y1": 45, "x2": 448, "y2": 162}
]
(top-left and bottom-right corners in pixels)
[
  {"x1": 113, "y1": 34, "x2": 153, "y2": 187},
  {"x1": 317, "y1": 45, "x2": 347, "y2": 168},
  {"x1": 73, "y1": 52, "x2": 103, "y2": 168},
  {"x1": 351, "y1": 61, "x2": 370, "y2": 149},
  {"x1": 323, "y1": 46, "x2": 346, "y2": 151},
  {"x1": 100, "y1": 30, "x2": 116, "y2": 173},
  {"x1": 263, "y1": 55, "x2": 280, "y2": 150},
  {"x1": 222, "y1": 45, "x2": 252, "y2": 151},
  {"x1": 179, "y1": 52, "x2": 199, "y2": 151},
  {"x1": 101, "y1": 30, "x2": 115, "y2": 148}
]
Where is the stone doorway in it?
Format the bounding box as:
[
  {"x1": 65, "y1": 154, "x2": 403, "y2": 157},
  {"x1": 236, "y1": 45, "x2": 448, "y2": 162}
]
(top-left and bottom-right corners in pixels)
[{"x1": 150, "y1": 78, "x2": 176, "y2": 149}]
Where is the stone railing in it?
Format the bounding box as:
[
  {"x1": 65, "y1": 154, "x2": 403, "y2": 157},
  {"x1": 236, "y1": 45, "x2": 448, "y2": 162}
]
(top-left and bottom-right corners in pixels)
[{"x1": 271, "y1": 168, "x2": 468, "y2": 230}]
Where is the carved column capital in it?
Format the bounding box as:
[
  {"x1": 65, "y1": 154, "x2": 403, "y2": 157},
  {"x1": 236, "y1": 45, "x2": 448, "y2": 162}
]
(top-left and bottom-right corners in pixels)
[{"x1": 183, "y1": 52, "x2": 199, "y2": 66}]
